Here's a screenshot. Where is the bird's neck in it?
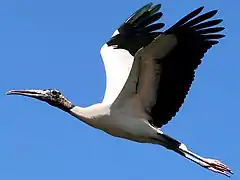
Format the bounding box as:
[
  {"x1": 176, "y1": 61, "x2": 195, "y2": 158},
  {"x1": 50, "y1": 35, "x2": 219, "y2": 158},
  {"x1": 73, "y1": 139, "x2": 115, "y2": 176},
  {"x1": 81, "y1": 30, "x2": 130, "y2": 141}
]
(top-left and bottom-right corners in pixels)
[{"x1": 69, "y1": 103, "x2": 110, "y2": 125}]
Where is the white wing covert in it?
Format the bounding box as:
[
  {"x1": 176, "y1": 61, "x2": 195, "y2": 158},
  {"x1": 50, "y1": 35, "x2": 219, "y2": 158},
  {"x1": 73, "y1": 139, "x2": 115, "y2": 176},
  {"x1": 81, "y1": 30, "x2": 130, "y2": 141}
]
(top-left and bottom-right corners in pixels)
[
  {"x1": 100, "y1": 42, "x2": 133, "y2": 105},
  {"x1": 100, "y1": 3, "x2": 165, "y2": 105}
]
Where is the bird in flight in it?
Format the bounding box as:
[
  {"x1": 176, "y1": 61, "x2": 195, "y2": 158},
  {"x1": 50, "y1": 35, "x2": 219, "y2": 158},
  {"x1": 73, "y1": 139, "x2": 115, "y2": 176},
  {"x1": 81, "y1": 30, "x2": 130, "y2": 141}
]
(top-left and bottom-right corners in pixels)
[{"x1": 7, "y1": 2, "x2": 232, "y2": 177}]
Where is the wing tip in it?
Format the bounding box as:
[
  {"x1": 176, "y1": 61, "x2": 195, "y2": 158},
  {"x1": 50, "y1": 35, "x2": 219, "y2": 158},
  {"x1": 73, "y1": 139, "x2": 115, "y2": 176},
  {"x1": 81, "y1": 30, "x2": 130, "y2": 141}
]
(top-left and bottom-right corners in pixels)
[
  {"x1": 196, "y1": 6, "x2": 205, "y2": 13},
  {"x1": 144, "y1": 2, "x2": 153, "y2": 9}
]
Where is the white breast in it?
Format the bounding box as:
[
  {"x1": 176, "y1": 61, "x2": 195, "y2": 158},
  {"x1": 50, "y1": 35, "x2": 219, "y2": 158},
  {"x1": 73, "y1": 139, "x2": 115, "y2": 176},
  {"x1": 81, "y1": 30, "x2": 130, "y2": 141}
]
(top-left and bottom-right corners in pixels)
[{"x1": 96, "y1": 97, "x2": 158, "y2": 142}]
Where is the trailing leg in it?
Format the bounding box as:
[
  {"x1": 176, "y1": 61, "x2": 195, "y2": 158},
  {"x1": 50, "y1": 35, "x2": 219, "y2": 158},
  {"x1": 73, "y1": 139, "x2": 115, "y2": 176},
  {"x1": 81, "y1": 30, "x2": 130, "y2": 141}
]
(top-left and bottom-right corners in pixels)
[{"x1": 156, "y1": 132, "x2": 233, "y2": 177}]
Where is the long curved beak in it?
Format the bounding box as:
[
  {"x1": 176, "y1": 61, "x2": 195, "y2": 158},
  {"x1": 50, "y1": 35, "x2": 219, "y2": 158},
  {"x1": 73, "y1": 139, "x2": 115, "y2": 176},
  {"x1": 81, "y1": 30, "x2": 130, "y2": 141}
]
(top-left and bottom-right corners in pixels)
[{"x1": 6, "y1": 89, "x2": 47, "y2": 99}]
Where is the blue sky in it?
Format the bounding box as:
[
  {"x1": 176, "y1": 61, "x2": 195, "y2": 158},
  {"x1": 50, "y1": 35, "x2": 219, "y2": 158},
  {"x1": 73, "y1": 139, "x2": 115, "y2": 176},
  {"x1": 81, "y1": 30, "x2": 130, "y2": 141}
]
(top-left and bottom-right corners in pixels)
[{"x1": 1, "y1": 0, "x2": 239, "y2": 179}]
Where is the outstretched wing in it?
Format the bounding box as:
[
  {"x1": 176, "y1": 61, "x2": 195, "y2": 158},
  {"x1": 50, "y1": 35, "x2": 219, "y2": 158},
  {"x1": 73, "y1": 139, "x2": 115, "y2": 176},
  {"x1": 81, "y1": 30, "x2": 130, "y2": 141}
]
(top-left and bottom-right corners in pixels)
[
  {"x1": 110, "y1": 6, "x2": 224, "y2": 128},
  {"x1": 100, "y1": 3, "x2": 164, "y2": 105},
  {"x1": 148, "y1": 7, "x2": 225, "y2": 127}
]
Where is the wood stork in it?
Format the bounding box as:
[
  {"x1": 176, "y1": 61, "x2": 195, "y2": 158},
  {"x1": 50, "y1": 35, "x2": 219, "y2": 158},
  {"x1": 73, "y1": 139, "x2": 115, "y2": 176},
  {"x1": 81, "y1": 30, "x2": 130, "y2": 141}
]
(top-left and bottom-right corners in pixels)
[{"x1": 6, "y1": 3, "x2": 232, "y2": 177}]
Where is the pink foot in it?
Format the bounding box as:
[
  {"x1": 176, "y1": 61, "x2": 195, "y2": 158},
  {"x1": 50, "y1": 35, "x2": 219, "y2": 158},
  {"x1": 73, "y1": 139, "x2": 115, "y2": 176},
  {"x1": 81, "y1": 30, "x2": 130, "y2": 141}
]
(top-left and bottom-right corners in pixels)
[{"x1": 202, "y1": 158, "x2": 233, "y2": 177}]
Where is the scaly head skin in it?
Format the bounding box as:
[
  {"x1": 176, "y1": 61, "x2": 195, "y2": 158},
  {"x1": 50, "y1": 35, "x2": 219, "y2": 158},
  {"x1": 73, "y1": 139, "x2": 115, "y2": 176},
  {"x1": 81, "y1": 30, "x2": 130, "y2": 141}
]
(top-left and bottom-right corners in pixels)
[{"x1": 6, "y1": 89, "x2": 74, "y2": 112}]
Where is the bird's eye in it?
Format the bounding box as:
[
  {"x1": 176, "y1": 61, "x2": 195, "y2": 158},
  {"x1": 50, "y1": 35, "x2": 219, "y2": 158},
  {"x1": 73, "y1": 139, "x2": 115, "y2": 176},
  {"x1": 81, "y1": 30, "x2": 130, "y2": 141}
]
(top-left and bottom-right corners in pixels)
[
  {"x1": 52, "y1": 90, "x2": 61, "y2": 96},
  {"x1": 52, "y1": 90, "x2": 57, "y2": 95}
]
